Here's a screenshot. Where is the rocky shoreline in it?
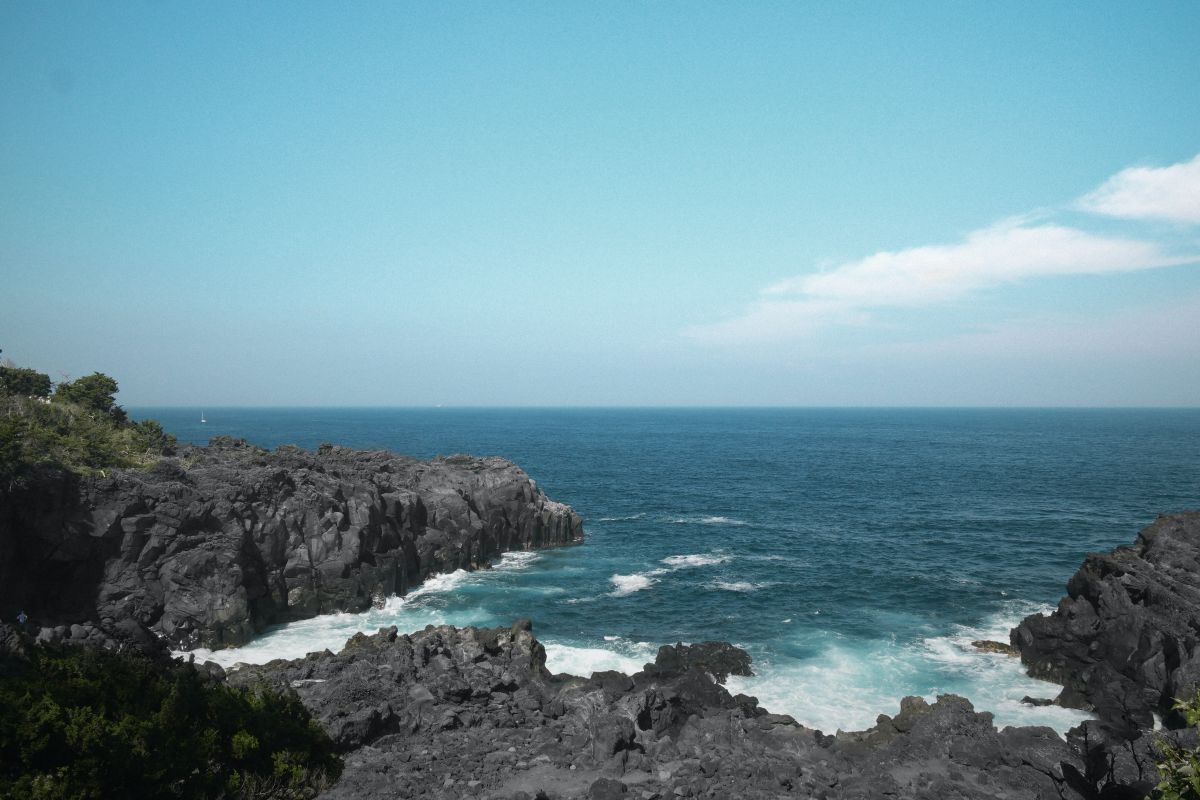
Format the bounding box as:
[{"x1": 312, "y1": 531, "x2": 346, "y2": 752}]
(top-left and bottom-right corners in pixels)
[
  {"x1": 3, "y1": 438, "x2": 1199, "y2": 798},
  {"x1": 223, "y1": 618, "x2": 1183, "y2": 800}
]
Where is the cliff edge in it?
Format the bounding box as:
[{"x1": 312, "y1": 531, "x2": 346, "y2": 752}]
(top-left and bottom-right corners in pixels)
[{"x1": 0, "y1": 437, "x2": 583, "y2": 650}]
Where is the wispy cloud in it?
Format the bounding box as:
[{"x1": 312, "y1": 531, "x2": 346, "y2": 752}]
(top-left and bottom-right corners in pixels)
[
  {"x1": 1077, "y1": 153, "x2": 1200, "y2": 224},
  {"x1": 688, "y1": 155, "x2": 1200, "y2": 345}
]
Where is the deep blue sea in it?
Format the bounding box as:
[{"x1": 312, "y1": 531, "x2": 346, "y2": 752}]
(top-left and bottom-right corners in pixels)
[{"x1": 133, "y1": 407, "x2": 1200, "y2": 734}]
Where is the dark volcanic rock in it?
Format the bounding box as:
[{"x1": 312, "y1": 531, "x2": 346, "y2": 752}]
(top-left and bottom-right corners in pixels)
[
  {"x1": 647, "y1": 640, "x2": 754, "y2": 683},
  {"x1": 1012, "y1": 511, "x2": 1200, "y2": 736},
  {"x1": 0, "y1": 439, "x2": 583, "y2": 650},
  {"x1": 228, "y1": 622, "x2": 1161, "y2": 800}
]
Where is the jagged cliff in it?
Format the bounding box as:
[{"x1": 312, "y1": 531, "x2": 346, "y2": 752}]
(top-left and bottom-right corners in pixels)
[{"x1": 0, "y1": 437, "x2": 583, "y2": 650}]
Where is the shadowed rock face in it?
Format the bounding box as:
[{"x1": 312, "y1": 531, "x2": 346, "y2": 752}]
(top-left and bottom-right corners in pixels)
[
  {"x1": 228, "y1": 622, "x2": 1169, "y2": 800},
  {"x1": 0, "y1": 438, "x2": 582, "y2": 650},
  {"x1": 1012, "y1": 511, "x2": 1200, "y2": 736}
]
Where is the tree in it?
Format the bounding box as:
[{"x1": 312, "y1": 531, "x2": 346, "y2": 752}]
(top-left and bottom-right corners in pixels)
[
  {"x1": 0, "y1": 366, "x2": 52, "y2": 398},
  {"x1": 53, "y1": 372, "x2": 127, "y2": 423}
]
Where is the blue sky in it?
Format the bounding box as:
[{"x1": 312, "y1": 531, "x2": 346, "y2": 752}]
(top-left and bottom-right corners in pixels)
[{"x1": 2, "y1": 2, "x2": 1198, "y2": 406}]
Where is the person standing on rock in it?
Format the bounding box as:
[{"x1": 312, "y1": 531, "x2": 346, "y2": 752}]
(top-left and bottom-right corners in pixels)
[{"x1": 16, "y1": 611, "x2": 27, "y2": 625}]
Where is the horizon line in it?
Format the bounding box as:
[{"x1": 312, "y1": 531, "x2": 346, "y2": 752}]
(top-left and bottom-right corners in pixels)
[{"x1": 125, "y1": 404, "x2": 1200, "y2": 411}]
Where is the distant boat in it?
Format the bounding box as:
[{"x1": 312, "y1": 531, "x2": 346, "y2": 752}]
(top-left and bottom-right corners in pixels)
[{"x1": 200, "y1": 411, "x2": 207, "y2": 424}]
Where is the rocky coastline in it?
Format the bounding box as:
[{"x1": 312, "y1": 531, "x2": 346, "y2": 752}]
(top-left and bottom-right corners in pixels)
[
  {"x1": 2, "y1": 438, "x2": 1198, "y2": 798},
  {"x1": 226, "y1": 619, "x2": 1181, "y2": 800},
  {"x1": 0, "y1": 437, "x2": 583, "y2": 652},
  {"x1": 1012, "y1": 511, "x2": 1200, "y2": 737}
]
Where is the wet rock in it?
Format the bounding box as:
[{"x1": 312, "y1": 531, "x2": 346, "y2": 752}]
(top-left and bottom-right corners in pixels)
[{"x1": 971, "y1": 639, "x2": 1019, "y2": 656}]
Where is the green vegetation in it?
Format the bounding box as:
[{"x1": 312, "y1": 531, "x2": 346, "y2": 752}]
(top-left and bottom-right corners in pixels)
[
  {"x1": 0, "y1": 367, "x2": 51, "y2": 399},
  {"x1": 53, "y1": 372, "x2": 128, "y2": 424},
  {"x1": 1156, "y1": 692, "x2": 1200, "y2": 799},
  {"x1": 0, "y1": 359, "x2": 175, "y2": 483},
  {"x1": 0, "y1": 643, "x2": 341, "y2": 799}
]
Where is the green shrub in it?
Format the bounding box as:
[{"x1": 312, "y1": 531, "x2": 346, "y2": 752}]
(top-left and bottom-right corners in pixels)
[
  {"x1": 1155, "y1": 692, "x2": 1200, "y2": 799},
  {"x1": 0, "y1": 364, "x2": 175, "y2": 484},
  {"x1": 0, "y1": 644, "x2": 342, "y2": 799}
]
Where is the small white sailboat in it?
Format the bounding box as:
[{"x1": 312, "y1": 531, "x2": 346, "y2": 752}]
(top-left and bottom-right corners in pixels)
[{"x1": 200, "y1": 410, "x2": 207, "y2": 424}]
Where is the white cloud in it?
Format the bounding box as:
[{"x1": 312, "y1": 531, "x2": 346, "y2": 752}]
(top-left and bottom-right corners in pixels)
[
  {"x1": 687, "y1": 221, "x2": 1193, "y2": 344},
  {"x1": 1077, "y1": 153, "x2": 1200, "y2": 224}
]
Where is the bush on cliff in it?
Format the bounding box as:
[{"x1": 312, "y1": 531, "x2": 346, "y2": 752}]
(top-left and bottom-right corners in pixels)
[
  {"x1": 0, "y1": 643, "x2": 342, "y2": 799},
  {"x1": 0, "y1": 363, "x2": 174, "y2": 484},
  {"x1": 1155, "y1": 692, "x2": 1200, "y2": 799}
]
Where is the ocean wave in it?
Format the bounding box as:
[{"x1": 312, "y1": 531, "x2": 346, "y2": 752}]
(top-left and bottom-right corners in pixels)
[
  {"x1": 711, "y1": 580, "x2": 770, "y2": 592},
  {"x1": 667, "y1": 515, "x2": 750, "y2": 526},
  {"x1": 609, "y1": 573, "x2": 657, "y2": 596},
  {"x1": 595, "y1": 513, "x2": 646, "y2": 522},
  {"x1": 661, "y1": 552, "x2": 731, "y2": 569},
  {"x1": 393, "y1": 568, "x2": 471, "y2": 604},
  {"x1": 723, "y1": 600, "x2": 1090, "y2": 735},
  {"x1": 914, "y1": 602, "x2": 1091, "y2": 731}
]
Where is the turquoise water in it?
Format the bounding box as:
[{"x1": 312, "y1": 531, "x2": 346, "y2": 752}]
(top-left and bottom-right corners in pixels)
[{"x1": 137, "y1": 407, "x2": 1200, "y2": 734}]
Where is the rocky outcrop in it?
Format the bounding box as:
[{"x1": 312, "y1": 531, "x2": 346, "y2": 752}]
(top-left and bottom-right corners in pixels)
[
  {"x1": 1012, "y1": 511, "x2": 1200, "y2": 736},
  {"x1": 0, "y1": 438, "x2": 583, "y2": 651},
  {"x1": 227, "y1": 622, "x2": 1171, "y2": 800}
]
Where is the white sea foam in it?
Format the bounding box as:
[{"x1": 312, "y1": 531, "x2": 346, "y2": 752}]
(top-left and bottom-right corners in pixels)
[
  {"x1": 661, "y1": 552, "x2": 731, "y2": 568},
  {"x1": 491, "y1": 551, "x2": 540, "y2": 571},
  {"x1": 727, "y1": 601, "x2": 1092, "y2": 735},
  {"x1": 180, "y1": 567, "x2": 490, "y2": 668},
  {"x1": 596, "y1": 513, "x2": 646, "y2": 522},
  {"x1": 395, "y1": 568, "x2": 471, "y2": 602},
  {"x1": 726, "y1": 639, "x2": 923, "y2": 734},
  {"x1": 542, "y1": 638, "x2": 658, "y2": 677},
  {"x1": 609, "y1": 573, "x2": 657, "y2": 596}
]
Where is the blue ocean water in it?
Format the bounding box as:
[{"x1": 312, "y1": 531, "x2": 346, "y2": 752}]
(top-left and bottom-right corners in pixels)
[{"x1": 136, "y1": 407, "x2": 1200, "y2": 734}]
